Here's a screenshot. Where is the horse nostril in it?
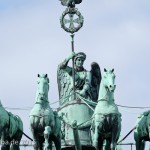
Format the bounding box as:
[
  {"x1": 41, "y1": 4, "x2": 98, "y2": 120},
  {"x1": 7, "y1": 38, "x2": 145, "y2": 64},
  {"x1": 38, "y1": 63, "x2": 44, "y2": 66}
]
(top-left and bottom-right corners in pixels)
[{"x1": 110, "y1": 85, "x2": 112, "y2": 88}]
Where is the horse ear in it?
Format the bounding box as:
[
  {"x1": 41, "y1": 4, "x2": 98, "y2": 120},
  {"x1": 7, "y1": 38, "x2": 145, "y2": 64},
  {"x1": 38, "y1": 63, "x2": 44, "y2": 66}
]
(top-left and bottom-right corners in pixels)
[
  {"x1": 45, "y1": 74, "x2": 48, "y2": 78},
  {"x1": 104, "y1": 68, "x2": 107, "y2": 72},
  {"x1": 38, "y1": 74, "x2": 40, "y2": 77},
  {"x1": 111, "y1": 68, "x2": 114, "y2": 72}
]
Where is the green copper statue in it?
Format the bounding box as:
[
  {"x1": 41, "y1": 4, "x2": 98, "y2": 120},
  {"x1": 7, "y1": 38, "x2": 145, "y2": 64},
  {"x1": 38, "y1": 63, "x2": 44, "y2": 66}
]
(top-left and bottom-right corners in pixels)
[
  {"x1": 29, "y1": 74, "x2": 61, "y2": 150},
  {"x1": 57, "y1": 52, "x2": 101, "y2": 105},
  {"x1": 91, "y1": 69, "x2": 121, "y2": 150},
  {"x1": 60, "y1": 0, "x2": 82, "y2": 8},
  {"x1": 134, "y1": 110, "x2": 150, "y2": 150},
  {"x1": 0, "y1": 100, "x2": 23, "y2": 150}
]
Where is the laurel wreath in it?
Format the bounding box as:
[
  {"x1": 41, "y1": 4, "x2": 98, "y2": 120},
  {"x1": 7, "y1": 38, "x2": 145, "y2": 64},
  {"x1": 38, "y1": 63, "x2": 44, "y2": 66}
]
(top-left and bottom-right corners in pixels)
[{"x1": 60, "y1": 8, "x2": 84, "y2": 33}]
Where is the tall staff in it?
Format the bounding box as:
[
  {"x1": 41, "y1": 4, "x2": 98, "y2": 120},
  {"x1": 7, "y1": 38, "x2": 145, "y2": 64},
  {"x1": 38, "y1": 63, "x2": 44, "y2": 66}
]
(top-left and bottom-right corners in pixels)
[
  {"x1": 70, "y1": 34, "x2": 76, "y2": 99},
  {"x1": 60, "y1": 3, "x2": 84, "y2": 100},
  {"x1": 59, "y1": 1, "x2": 84, "y2": 150}
]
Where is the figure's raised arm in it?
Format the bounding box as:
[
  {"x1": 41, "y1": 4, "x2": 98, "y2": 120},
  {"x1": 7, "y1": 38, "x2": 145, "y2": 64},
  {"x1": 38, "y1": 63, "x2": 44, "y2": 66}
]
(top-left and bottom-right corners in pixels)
[{"x1": 59, "y1": 52, "x2": 76, "y2": 69}]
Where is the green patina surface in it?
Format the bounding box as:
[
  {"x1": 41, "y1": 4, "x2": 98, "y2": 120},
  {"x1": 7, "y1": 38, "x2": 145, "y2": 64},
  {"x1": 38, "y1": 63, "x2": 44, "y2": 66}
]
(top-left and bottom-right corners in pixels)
[
  {"x1": 134, "y1": 110, "x2": 150, "y2": 150},
  {"x1": 91, "y1": 69, "x2": 121, "y2": 150},
  {"x1": 0, "y1": 101, "x2": 23, "y2": 150},
  {"x1": 29, "y1": 74, "x2": 61, "y2": 150},
  {"x1": 57, "y1": 52, "x2": 101, "y2": 149}
]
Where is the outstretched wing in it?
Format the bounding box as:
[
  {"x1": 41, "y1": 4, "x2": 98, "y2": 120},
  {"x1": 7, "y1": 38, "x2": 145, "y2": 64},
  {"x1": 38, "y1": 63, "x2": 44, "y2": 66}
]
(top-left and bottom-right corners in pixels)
[
  {"x1": 57, "y1": 66, "x2": 72, "y2": 105},
  {"x1": 90, "y1": 62, "x2": 101, "y2": 102},
  {"x1": 60, "y1": 0, "x2": 82, "y2": 6}
]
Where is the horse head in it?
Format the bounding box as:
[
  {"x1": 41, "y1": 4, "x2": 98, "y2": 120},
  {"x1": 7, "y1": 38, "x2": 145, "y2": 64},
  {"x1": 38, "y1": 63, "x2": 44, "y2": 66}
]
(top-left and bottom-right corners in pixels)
[
  {"x1": 102, "y1": 68, "x2": 116, "y2": 92},
  {"x1": 36, "y1": 74, "x2": 49, "y2": 101}
]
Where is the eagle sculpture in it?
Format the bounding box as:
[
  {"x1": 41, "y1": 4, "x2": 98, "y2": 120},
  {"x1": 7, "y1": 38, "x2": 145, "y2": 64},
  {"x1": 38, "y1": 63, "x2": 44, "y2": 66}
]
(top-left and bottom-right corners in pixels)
[{"x1": 60, "y1": 0, "x2": 82, "y2": 7}]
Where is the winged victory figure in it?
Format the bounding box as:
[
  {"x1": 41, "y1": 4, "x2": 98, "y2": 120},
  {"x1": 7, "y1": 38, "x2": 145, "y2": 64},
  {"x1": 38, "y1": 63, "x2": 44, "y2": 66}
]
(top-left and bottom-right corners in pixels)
[{"x1": 57, "y1": 52, "x2": 101, "y2": 105}]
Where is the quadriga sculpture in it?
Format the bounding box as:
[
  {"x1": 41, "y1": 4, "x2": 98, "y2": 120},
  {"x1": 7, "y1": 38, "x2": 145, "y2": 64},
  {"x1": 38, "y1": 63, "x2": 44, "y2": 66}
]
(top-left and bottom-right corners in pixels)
[
  {"x1": 29, "y1": 74, "x2": 61, "y2": 150},
  {"x1": 91, "y1": 69, "x2": 121, "y2": 150},
  {"x1": 134, "y1": 110, "x2": 150, "y2": 150},
  {"x1": 0, "y1": 101, "x2": 23, "y2": 150}
]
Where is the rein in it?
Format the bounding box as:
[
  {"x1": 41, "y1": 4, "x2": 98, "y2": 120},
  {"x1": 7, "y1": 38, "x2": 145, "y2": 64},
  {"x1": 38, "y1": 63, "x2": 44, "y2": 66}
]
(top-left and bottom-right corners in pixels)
[{"x1": 35, "y1": 101, "x2": 49, "y2": 104}]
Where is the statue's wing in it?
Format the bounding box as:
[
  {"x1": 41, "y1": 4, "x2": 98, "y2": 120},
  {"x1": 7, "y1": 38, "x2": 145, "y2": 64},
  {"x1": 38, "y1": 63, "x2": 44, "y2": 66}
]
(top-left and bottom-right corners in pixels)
[
  {"x1": 57, "y1": 66, "x2": 72, "y2": 105},
  {"x1": 90, "y1": 62, "x2": 101, "y2": 102},
  {"x1": 60, "y1": 0, "x2": 82, "y2": 6}
]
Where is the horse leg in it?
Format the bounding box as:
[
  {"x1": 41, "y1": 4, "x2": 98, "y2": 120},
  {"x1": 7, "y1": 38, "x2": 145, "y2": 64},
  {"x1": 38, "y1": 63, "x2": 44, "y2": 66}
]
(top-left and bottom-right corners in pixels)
[
  {"x1": 134, "y1": 131, "x2": 141, "y2": 150},
  {"x1": 92, "y1": 123, "x2": 99, "y2": 150},
  {"x1": 1, "y1": 139, "x2": 11, "y2": 150},
  {"x1": 1, "y1": 141, "x2": 10, "y2": 150},
  {"x1": 1, "y1": 140, "x2": 10, "y2": 150},
  {"x1": 135, "y1": 139, "x2": 144, "y2": 150},
  {"x1": 141, "y1": 140, "x2": 145, "y2": 150},
  {"x1": 1, "y1": 130, "x2": 11, "y2": 150},
  {"x1": 110, "y1": 134, "x2": 117, "y2": 150},
  {"x1": 135, "y1": 137, "x2": 145, "y2": 150},
  {"x1": 39, "y1": 136, "x2": 45, "y2": 150},
  {"x1": 31, "y1": 129, "x2": 40, "y2": 150},
  {"x1": 48, "y1": 141, "x2": 52, "y2": 150},
  {"x1": 30, "y1": 116, "x2": 40, "y2": 150},
  {"x1": 103, "y1": 138, "x2": 111, "y2": 150},
  {"x1": 53, "y1": 135, "x2": 61, "y2": 150},
  {"x1": 98, "y1": 137, "x2": 104, "y2": 150},
  {"x1": 39, "y1": 143, "x2": 43, "y2": 150},
  {"x1": 135, "y1": 139, "x2": 142, "y2": 150},
  {"x1": 10, "y1": 130, "x2": 23, "y2": 150},
  {"x1": 110, "y1": 117, "x2": 120, "y2": 150},
  {"x1": 44, "y1": 126, "x2": 51, "y2": 150},
  {"x1": 110, "y1": 131, "x2": 117, "y2": 150}
]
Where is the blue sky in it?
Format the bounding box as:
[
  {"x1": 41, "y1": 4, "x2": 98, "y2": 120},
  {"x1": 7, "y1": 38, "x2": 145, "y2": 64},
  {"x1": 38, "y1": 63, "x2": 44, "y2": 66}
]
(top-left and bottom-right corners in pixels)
[{"x1": 0, "y1": 0, "x2": 150, "y2": 149}]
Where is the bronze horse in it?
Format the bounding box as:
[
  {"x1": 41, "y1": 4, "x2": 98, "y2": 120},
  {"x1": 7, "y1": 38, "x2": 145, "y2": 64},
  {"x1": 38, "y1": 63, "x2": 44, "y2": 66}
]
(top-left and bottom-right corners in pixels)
[
  {"x1": 30, "y1": 74, "x2": 61, "y2": 150},
  {"x1": 91, "y1": 69, "x2": 121, "y2": 150},
  {"x1": 134, "y1": 110, "x2": 150, "y2": 150},
  {"x1": 0, "y1": 101, "x2": 23, "y2": 150}
]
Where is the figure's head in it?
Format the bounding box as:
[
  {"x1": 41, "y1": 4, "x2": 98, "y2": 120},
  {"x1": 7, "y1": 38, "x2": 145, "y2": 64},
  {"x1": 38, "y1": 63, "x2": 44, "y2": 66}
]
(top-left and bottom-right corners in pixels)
[{"x1": 74, "y1": 52, "x2": 86, "y2": 68}]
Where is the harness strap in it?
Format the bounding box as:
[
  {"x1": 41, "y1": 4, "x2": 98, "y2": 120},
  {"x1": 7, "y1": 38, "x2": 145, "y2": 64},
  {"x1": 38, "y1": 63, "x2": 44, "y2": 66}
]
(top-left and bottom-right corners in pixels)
[
  {"x1": 98, "y1": 99, "x2": 108, "y2": 102},
  {"x1": 29, "y1": 114, "x2": 49, "y2": 118},
  {"x1": 94, "y1": 112, "x2": 120, "y2": 116},
  {"x1": 35, "y1": 101, "x2": 49, "y2": 104}
]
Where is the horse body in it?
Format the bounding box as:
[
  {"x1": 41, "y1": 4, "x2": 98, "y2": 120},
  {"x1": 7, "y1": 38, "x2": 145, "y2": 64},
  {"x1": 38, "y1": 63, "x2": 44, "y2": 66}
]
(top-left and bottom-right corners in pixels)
[
  {"x1": 30, "y1": 103, "x2": 55, "y2": 134},
  {"x1": 91, "y1": 69, "x2": 121, "y2": 150},
  {"x1": 0, "y1": 101, "x2": 23, "y2": 150},
  {"x1": 30, "y1": 74, "x2": 61, "y2": 150},
  {"x1": 134, "y1": 110, "x2": 150, "y2": 150}
]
